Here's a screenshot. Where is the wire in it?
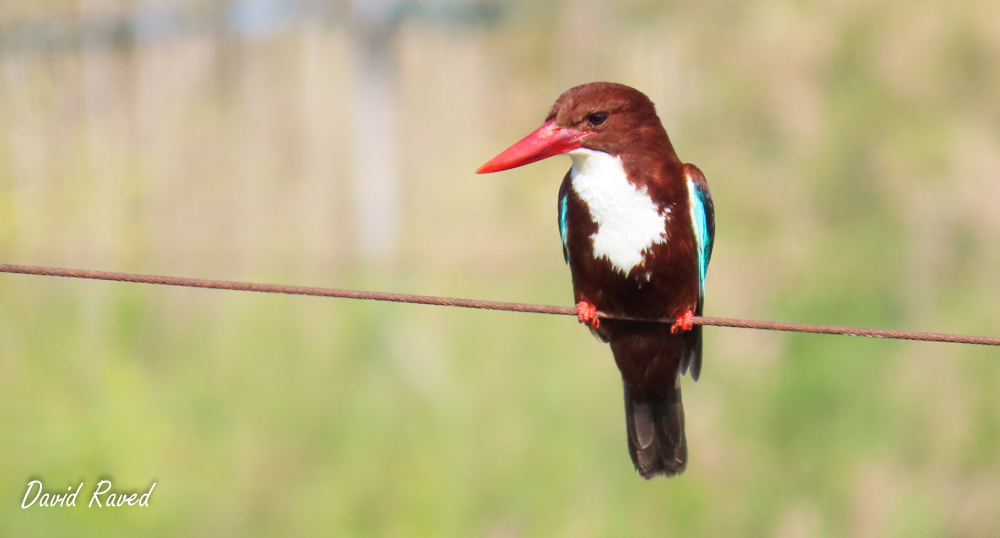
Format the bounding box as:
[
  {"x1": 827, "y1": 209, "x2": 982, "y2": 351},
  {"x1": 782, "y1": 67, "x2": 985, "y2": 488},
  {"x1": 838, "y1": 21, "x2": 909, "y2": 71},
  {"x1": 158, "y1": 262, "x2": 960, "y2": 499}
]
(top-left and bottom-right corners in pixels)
[{"x1": 1, "y1": 263, "x2": 998, "y2": 347}]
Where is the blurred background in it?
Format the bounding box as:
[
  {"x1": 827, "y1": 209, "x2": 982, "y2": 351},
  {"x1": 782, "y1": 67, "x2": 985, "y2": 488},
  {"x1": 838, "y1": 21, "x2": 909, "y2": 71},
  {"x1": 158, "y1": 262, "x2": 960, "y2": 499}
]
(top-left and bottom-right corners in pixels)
[{"x1": 2, "y1": 0, "x2": 1000, "y2": 536}]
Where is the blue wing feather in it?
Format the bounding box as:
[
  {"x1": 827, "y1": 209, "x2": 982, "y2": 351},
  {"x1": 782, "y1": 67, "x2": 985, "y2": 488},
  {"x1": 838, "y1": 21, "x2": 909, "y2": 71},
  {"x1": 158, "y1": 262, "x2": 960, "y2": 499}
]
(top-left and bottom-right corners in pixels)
[
  {"x1": 685, "y1": 165, "x2": 715, "y2": 296},
  {"x1": 558, "y1": 192, "x2": 570, "y2": 263},
  {"x1": 681, "y1": 164, "x2": 714, "y2": 382}
]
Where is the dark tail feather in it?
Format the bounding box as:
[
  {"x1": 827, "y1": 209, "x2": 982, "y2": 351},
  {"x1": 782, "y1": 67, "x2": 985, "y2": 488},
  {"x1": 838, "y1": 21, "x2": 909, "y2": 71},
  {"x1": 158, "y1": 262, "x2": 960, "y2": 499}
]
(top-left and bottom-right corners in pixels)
[{"x1": 624, "y1": 379, "x2": 687, "y2": 478}]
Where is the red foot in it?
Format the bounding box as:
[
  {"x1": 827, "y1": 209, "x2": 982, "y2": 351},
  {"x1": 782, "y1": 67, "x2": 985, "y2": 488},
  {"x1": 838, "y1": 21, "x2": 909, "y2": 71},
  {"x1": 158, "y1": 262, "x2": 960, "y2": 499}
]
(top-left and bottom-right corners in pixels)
[
  {"x1": 671, "y1": 310, "x2": 694, "y2": 334},
  {"x1": 577, "y1": 301, "x2": 600, "y2": 329}
]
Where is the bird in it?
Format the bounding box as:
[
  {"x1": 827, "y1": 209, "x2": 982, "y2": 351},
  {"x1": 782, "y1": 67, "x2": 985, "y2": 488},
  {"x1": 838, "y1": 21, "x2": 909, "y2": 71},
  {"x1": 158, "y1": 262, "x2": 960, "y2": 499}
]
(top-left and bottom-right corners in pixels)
[{"x1": 477, "y1": 82, "x2": 714, "y2": 478}]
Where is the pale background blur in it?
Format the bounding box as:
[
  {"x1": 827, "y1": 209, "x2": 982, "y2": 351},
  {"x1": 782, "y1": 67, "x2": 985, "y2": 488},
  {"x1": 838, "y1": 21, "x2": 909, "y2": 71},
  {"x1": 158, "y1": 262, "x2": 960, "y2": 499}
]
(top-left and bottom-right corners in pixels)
[{"x1": 2, "y1": 0, "x2": 1000, "y2": 536}]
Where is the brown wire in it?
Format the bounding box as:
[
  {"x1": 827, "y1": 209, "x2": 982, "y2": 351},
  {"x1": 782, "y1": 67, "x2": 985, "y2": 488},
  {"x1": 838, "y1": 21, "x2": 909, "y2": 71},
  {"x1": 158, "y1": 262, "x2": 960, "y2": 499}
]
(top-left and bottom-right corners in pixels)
[{"x1": 1, "y1": 263, "x2": 998, "y2": 347}]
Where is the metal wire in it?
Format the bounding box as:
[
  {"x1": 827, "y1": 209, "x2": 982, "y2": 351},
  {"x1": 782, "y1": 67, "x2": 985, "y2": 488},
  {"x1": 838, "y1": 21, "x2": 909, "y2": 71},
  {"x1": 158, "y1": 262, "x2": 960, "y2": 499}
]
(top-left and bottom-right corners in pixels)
[{"x1": 1, "y1": 263, "x2": 998, "y2": 347}]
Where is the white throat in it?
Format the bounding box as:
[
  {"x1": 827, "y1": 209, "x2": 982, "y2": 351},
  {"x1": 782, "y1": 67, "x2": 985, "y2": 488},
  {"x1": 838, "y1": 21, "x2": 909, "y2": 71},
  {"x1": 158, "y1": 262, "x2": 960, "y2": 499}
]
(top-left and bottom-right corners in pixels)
[{"x1": 568, "y1": 148, "x2": 670, "y2": 276}]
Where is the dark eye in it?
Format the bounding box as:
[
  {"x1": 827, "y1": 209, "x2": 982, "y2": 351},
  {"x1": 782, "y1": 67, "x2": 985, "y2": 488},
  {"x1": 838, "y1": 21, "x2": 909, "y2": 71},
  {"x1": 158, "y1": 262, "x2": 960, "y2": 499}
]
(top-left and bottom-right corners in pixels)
[{"x1": 587, "y1": 112, "x2": 608, "y2": 126}]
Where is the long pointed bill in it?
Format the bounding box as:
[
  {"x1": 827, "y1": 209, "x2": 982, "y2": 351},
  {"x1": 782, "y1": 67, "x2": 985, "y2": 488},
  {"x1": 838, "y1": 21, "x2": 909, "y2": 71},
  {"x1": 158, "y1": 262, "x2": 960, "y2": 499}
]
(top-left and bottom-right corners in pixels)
[{"x1": 477, "y1": 120, "x2": 592, "y2": 174}]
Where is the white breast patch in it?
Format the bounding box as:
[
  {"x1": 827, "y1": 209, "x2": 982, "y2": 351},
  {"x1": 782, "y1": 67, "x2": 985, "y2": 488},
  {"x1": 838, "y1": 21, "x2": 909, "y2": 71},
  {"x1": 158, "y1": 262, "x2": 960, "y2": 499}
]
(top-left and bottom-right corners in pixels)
[{"x1": 568, "y1": 148, "x2": 669, "y2": 276}]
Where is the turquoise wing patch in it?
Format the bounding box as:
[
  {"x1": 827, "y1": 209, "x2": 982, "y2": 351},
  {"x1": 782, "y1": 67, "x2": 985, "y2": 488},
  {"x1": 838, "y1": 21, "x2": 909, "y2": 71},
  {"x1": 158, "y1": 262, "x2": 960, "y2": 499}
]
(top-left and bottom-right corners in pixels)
[
  {"x1": 685, "y1": 166, "x2": 715, "y2": 294},
  {"x1": 559, "y1": 192, "x2": 569, "y2": 263}
]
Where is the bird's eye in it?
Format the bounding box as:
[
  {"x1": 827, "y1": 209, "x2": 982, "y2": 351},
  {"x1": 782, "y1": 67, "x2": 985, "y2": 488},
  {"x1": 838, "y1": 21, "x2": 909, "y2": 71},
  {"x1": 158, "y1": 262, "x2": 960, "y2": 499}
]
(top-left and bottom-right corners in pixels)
[{"x1": 587, "y1": 112, "x2": 608, "y2": 126}]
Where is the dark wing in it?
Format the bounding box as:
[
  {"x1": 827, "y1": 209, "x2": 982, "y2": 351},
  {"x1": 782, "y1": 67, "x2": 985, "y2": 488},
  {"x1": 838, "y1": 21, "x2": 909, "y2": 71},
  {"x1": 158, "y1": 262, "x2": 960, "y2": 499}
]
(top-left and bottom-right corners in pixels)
[
  {"x1": 680, "y1": 163, "x2": 715, "y2": 382},
  {"x1": 557, "y1": 178, "x2": 571, "y2": 264},
  {"x1": 683, "y1": 163, "x2": 715, "y2": 288}
]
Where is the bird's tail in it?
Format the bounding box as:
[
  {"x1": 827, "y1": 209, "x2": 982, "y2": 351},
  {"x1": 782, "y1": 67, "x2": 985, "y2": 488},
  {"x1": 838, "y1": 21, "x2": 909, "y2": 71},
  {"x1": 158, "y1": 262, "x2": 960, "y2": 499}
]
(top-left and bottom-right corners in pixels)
[{"x1": 624, "y1": 379, "x2": 687, "y2": 478}]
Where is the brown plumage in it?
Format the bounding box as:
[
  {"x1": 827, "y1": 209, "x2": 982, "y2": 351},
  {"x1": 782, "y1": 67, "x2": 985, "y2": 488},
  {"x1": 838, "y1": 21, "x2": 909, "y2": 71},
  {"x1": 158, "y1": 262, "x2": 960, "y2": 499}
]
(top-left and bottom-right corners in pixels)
[{"x1": 479, "y1": 82, "x2": 714, "y2": 478}]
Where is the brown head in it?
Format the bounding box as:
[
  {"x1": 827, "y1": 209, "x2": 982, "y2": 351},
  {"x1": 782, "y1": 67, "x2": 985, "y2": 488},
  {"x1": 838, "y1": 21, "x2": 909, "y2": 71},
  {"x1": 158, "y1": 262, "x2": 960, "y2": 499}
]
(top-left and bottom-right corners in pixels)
[{"x1": 477, "y1": 82, "x2": 678, "y2": 174}]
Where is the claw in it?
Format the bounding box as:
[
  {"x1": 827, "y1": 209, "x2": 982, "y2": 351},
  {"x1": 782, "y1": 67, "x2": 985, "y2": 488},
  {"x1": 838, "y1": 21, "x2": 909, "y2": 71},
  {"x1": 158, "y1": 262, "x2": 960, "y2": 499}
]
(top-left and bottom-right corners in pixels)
[
  {"x1": 671, "y1": 309, "x2": 694, "y2": 334},
  {"x1": 577, "y1": 301, "x2": 600, "y2": 329}
]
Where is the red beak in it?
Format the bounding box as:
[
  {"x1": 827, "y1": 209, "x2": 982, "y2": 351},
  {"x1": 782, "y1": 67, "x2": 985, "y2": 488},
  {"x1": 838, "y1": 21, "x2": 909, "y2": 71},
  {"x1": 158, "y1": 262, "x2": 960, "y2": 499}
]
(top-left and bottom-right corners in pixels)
[{"x1": 477, "y1": 120, "x2": 592, "y2": 174}]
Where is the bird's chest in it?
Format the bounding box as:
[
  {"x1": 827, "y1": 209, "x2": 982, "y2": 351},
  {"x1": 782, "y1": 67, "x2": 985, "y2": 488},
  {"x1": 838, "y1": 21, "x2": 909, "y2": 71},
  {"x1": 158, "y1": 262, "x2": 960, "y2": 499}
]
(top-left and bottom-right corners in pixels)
[{"x1": 562, "y1": 150, "x2": 676, "y2": 278}]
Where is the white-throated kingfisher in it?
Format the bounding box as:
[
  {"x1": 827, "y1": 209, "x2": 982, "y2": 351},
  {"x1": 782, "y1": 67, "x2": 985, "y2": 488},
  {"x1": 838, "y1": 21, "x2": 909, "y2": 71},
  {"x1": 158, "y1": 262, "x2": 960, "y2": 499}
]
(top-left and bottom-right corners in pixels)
[{"x1": 477, "y1": 82, "x2": 715, "y2": 478}]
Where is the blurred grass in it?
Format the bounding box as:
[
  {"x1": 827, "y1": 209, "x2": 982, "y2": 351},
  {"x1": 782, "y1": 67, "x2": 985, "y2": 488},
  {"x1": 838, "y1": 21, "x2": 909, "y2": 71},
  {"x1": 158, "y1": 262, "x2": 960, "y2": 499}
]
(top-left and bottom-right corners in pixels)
[{"x1": 2, "y1": 0, "x2": 1000, "y2": 536}]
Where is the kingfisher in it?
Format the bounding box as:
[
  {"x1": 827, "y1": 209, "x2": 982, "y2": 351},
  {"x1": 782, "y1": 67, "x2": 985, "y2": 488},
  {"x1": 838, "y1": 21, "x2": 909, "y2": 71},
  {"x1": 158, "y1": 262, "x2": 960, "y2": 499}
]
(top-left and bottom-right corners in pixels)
[{"x1": 477, "y1": 82, "x2": 714, "y2": 478}]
